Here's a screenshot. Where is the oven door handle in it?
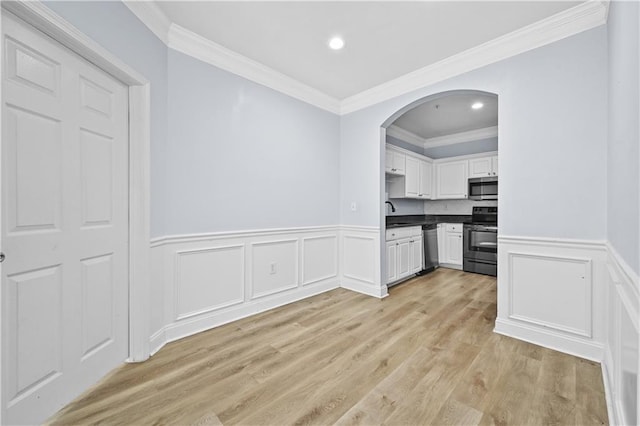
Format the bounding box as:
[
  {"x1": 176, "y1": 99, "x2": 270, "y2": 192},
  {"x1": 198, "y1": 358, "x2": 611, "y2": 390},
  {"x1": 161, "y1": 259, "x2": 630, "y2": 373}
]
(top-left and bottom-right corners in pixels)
[
  {"x1": 477, "y1": 242, "x2": 497, "y2": 247},
  {"x1": 472, "y1": 226, "x2": 497, "y2": 231}
]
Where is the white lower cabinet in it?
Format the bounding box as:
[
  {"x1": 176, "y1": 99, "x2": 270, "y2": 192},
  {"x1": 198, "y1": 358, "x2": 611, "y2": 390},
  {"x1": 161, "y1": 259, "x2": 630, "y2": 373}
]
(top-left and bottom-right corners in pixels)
[
  {"x1": 438, "y1": 223, "x2": 463, "y2": 269},
  {"x1": 396, "y1": 239, "x2": 411, "y2": 277},
  {"x1": 409, "y1": 238, "x2": 422, "y2": 274},
  {"x1": 386, "y1": 241, "x2": 398, "y2": 283},
  {"x1": 386, "y1": 226, "x2": 423, "y2": 285}
]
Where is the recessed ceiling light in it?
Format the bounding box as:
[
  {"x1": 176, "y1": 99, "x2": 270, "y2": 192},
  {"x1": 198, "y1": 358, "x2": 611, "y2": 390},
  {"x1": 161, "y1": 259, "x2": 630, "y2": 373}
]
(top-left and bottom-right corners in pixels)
[
  {"x1": 471, "y1": 102, "x2": 484, "y2": 110},
  {"x1": 329, "y1": 37, "x2": 345, "y2": 50}
]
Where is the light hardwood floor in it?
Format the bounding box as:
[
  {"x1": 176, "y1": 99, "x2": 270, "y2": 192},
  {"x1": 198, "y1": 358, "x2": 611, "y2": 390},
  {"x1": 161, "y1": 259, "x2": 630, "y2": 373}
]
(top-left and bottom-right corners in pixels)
[{"x1": 48, "y1": 268, "x2": 608, "y2": 425}]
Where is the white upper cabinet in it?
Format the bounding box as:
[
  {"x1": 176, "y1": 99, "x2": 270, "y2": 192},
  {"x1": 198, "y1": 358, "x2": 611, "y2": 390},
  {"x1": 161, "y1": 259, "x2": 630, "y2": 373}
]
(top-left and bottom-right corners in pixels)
[
  {"x1": 388, "y1": 155, "x2": 433, "y2": 199},
  {"x1": 404, "y1": 156, "x2": 420, "y2": 197},
  {"x1": 386, "y1": 145, "x2": 497, "y2": 201},
  {"x1": 385, "y1": 148, "x2": 406, "y2": 175},
  {"x1": 419, "y1": 160, "x2": 433, "y2": 198},
  {"x1": 436, "y1": 160, "x2": 468, "y2": 199},
  {"x1": 469, "y1": 155, "x2": 498, "y2": 178}
]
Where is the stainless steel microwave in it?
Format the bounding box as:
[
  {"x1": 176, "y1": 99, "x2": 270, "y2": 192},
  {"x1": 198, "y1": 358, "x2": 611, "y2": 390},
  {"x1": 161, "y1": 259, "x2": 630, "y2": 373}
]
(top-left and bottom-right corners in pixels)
[{"x1": 468, "y1": 177, "x2": 498, "y2": 200}]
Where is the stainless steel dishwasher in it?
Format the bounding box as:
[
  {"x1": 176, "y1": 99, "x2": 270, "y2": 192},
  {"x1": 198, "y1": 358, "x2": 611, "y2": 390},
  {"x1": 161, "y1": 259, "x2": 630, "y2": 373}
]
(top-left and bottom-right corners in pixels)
[{"x1": 421, "y1": 223, "x2": 439, "y2": 274}]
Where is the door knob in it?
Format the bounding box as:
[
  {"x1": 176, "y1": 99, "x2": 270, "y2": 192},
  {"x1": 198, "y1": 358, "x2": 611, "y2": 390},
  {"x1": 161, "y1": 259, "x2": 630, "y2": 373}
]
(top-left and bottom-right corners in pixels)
[{"x1": 0, "y1": 253, "x2": 5, "y2": 263}]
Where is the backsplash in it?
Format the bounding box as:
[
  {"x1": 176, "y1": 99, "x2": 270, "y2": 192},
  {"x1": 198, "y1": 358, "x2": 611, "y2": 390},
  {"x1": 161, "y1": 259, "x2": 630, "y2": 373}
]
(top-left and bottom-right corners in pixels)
[
  {"x1": 424, "y1": 199, "x2": 497, "y2": 215},
  {"x1": 385, "y1": 196, "x2": 425, "y2": 216}
]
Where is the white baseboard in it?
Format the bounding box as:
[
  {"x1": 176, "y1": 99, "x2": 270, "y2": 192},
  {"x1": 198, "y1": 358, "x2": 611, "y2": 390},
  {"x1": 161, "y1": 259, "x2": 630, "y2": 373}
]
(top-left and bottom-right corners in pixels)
[
  {"x1": 149, "y1": 327, "x2": 167, "y2": 357},
  {"x1": 341, "y1": 277, "x2": 388, "y2": 299},
  {"x1": 159, "y1": 278, "x2": 339, "y2": 350},
  {"x1": 494, "y1": 318, "x2": 603, "y2": 362},
  {"x1": 439, "y1": 263, "x2": 462, "y2": 270}
]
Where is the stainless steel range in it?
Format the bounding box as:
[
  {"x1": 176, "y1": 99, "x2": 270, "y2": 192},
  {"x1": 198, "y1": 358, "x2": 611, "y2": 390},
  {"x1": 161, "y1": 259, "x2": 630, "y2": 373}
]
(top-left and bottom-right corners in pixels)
[{"x1": 463, "y1": 207, "x2": 497, "y2": 276}]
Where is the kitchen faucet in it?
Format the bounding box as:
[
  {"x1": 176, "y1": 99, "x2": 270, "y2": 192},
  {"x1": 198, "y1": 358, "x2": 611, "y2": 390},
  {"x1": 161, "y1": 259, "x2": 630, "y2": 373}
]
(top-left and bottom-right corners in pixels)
[{"x1": 385, "y1": 201, "x2": 396, "y2": 213}]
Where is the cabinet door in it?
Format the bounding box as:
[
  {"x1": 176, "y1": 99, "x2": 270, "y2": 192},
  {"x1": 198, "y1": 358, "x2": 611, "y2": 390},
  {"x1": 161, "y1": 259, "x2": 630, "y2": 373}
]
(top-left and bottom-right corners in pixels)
[
  {"x1": 445, "y1": 232, "x2": 463, "y2": 265},
  {"x1": 436, "y1": 160, "x2": 468, "y2": 199},
  {"x1": 385, "y1": 149, "x2": 394, "y2": 173},
  {"x1": 404, "y1": 156, "x2": 420, "y2": 198},
  {"x1": 419, "y1": 160, "x2": 432, "y2": 198},
  {"x1": 393, "y1": 151, "x2": 406, "y2": 175},
  {"x1": 409, "y1": 237, "x2": 423, "y2": 273},
  {"x1": 469, "y1": 157, "x2": 493, "y2": 178},
  {"x1": 386, "y1": 241, "x2": 398, "y2": 284},
  {"x1": 491, "y1": 156, "x2": 498, "y2": 176},
  {"x1": 385, "y1": 149, "x2": 405, "y2": 175},
  {"x1": 397, "y1": 239, "x2": 411, "y2": 278}
]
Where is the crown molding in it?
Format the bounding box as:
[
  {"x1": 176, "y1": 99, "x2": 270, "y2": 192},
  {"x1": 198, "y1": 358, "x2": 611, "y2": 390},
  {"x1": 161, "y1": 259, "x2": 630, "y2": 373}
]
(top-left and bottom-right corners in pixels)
[
  {"x1": 123, "y1": 1, "x2": 171, "y2": 45},
  {"x1": 424, "y1": 126, "x2": 498, "y2": 148},
  {"x1": 121, "y1": 0, "x2": 607, "y2": 116},
  {"x1": 167, "y1": 24, "x2": 341, "y2": 114},
  {"x1": 386, "y1": 125, "x2": 426, "y2": 147},
  {"x1": 340, "y1": 0, "x2": 609, "y2": 114}
]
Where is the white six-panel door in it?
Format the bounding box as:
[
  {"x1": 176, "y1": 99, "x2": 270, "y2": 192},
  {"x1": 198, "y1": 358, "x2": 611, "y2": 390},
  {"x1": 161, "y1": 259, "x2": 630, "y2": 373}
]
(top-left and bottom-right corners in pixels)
[{"x1": 2, "y1": 13, "x2": 129, "y2": 424}]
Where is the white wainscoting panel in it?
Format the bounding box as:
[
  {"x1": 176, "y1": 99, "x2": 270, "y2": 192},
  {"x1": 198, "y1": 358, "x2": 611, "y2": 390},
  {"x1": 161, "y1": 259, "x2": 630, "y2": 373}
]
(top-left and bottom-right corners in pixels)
[
  {"x1": 340, "y1": 226, "x2": 385, "y2": 298},
  {"x1": 302, "y1": 235, "x2": 338, "y2": 285},
  {"x1": 250, "y1": 239, "x2": 298, "y2": 299},
  {"x1": 602, "y1": 244, "x2": 639, "y2": 426},
  {"x1": 175, "y1": 245, "x2": 245, "y2": 320},
  {"x1": 508, "y1": 252, "x2": 592, "y2": 338},
  {"x1": 495, "y1": 236, "x2": 607, "y2": 361},
  {"x1": 149, "y1": 226, "x2": 342, "y2": 354}
]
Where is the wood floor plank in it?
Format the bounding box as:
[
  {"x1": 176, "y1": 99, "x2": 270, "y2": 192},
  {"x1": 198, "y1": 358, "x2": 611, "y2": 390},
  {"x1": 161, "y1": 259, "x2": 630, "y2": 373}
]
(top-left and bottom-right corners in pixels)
[
  {"x1": 47, "y1": 268, "x2": 608, "y2": 426},
  {"x1": 431, "y1": 398, "x2": 484, "y2": 426},
  {"x1": 334, "y1": 347, "x2": 437, "y2": 426}
]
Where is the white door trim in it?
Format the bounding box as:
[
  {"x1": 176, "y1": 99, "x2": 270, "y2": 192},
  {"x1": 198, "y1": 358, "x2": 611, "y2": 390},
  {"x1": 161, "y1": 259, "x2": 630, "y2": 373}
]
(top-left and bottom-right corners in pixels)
[{"x1": 1, "y1": 0, "x2": 152, "y2": 370}]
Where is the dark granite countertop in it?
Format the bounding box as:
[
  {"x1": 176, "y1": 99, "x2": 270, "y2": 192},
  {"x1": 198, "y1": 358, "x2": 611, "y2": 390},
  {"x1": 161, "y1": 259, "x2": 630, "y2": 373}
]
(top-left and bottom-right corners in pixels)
[{"x1": 385, "y1": 214, "x2": 473, "y2": 228}]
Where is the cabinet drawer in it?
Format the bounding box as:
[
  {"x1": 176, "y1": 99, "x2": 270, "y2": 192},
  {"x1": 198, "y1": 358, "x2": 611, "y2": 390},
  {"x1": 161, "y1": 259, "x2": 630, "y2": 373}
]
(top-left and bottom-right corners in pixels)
[
  {"x1": 445, "y1": 223, "x2": 463, "y2": 233},
  {"x1": 386, "y1": 226, "x2": 422, "y2": 241}
]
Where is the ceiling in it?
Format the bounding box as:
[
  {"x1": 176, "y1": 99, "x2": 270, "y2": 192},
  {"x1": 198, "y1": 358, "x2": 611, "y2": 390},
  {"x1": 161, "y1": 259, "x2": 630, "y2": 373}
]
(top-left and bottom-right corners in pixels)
[
  {"x1": 156, "y1": 1, "x2": 582, "y2": 100},
  {"x1": 393, "y1": 92, "x2": 498, "y2": 139}
]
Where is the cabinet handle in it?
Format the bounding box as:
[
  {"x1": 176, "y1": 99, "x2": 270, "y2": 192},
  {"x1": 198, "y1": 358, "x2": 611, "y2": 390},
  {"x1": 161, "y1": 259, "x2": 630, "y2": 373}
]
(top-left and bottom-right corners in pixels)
[{"x1": 409, "y1": 240, "x2": 414, "y2": 243}]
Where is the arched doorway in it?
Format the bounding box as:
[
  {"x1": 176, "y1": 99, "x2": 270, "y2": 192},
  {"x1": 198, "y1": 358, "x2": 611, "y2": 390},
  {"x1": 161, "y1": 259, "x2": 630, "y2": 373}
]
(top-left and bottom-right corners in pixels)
[{"x1": 379, "y1": 89, "x2": 499, "y2": 290}]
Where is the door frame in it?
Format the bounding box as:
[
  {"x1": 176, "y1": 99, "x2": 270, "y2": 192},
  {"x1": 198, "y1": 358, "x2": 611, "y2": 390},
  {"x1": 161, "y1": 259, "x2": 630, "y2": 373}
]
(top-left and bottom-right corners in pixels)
[{"x1": 1, "y1": 0, "x2": 151, "y2": 389}]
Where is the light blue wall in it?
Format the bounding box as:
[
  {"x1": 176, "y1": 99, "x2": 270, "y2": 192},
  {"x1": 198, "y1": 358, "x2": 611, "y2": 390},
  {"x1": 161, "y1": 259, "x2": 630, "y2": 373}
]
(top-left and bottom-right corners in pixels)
[
  {"x1": 607, "y1": 0, "x2": 639, "y2": 274},
  {"x1": 43, "y1": 1, "x2": 341, "y2": 237},
  {"x1": 424, "y1": 137, "x2": 498, "y2": 159},
  {"x1": 41, "y1": 1, "x2": 340, "y2": 337},
  {"x1": 166, "y1": 49, "x2": 340, "y2": 234},
  {"x1": 43, "y1": 1, "x2": 169, "y2": 239},
  {"x1": 386, "y1": 135, "x2": 423, "y2": 154},
  {"x1": 341, "y1": 27, "x2": 608, "y2": 242}
]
